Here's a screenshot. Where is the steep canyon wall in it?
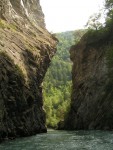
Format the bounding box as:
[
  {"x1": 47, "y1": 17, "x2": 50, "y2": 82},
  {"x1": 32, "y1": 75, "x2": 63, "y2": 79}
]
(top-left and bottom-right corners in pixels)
[
  {"x1": 64, "y1": 31, "x2": 113, "y2": 130},
  {"x1": 0, "y1": 0, "x2": 57, "y2": 140}
]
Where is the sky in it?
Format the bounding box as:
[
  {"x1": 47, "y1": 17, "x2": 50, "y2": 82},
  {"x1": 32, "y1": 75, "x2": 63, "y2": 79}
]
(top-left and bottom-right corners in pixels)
[{"x1": 40, "y1": 0, "x2": 105, "y2": 33}]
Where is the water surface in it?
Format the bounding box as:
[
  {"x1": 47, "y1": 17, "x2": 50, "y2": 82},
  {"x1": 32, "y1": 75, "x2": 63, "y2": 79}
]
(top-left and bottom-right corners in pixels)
[{"x1": 0, "y1": 130, "x2": 113, "y2": 150}]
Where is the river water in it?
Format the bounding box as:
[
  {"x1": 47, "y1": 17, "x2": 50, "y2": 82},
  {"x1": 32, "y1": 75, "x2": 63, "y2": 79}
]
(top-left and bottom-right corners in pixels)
[{"x1": 0, "y1": 130, "x2": 113, "y2": 150}]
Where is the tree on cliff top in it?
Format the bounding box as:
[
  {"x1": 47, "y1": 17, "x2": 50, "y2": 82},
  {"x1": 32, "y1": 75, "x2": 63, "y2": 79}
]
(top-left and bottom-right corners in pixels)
[
  {"x1": 105, "y1": 0, "x2": 113, "y2": 8},
  {"x1": 85, "y1": 13, "x2": 103, "y2": 30},
  {"x1": 104, "y1": 0, "x2": 113, "y2": 32}
]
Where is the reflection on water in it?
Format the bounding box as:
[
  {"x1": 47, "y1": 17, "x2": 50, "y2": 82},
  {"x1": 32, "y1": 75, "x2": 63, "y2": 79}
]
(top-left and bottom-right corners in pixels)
[{"x1": 0, "y1": 130, "x2": 113, "y2": 150}]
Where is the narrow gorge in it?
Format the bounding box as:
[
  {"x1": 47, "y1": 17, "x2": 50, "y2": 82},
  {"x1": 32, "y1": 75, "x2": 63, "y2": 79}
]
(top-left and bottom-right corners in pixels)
[
  {"x1": 0, "y1": 0, "x2": 57, "y2": 141},
  {"x1": 1, "y1": 0, "x2": 113, "y2": 145}
]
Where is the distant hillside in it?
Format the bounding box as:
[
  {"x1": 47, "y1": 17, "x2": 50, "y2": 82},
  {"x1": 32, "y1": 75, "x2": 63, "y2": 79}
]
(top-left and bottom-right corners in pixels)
[{"x1": 43, "y1": 30, "x2": 86, "y2": 128}]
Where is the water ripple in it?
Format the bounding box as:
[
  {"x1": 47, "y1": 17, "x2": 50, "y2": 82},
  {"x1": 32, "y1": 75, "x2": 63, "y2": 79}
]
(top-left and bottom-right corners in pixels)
[{"x1": 0, "y1": 130, "x2": 113, "y2": 150}]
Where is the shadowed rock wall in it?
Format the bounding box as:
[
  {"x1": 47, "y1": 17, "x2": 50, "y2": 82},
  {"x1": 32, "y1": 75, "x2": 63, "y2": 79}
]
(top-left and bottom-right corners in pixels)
[
  {"x1": 64, "y1": 31, "x2": 113, "y2": 130},
  {"x1": 0, "y1": 0, "x2": 57, "y2": 140}
]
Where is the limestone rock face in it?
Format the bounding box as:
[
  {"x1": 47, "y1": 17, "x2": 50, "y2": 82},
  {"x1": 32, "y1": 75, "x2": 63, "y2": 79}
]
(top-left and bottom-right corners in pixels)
[
  {"x1": 0, "y1": 0, "x2": 57, "y2": 140},
  {"x1": 64, "y1": 33, "x2": 113, "y2": 130}
]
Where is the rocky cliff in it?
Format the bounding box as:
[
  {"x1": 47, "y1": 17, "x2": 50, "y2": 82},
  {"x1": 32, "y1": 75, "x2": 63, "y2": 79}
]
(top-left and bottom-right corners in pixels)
[
  {"x1": 64, "y1": 29, "x2": 113, "y2": 130},
  {"x1": 0, "y1": 0, "x2": 57, "y2": 140}
]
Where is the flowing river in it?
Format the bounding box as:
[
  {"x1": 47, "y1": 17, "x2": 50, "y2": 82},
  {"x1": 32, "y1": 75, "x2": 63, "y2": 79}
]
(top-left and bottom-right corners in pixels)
[{"x1": 0, "y1": 129, "x2": 113, "y2": 150}]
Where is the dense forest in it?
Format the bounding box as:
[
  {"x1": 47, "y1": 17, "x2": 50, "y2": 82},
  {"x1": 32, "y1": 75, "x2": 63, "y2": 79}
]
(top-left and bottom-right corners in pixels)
[{"x1": 43, "y1": 30, "x2": 86, "y2": 128}]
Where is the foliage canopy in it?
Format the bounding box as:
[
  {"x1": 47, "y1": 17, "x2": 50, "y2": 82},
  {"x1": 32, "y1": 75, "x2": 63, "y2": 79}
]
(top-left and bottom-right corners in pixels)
[{"x1": 43, "y1": 30, "x2": 85, "y2": 128}]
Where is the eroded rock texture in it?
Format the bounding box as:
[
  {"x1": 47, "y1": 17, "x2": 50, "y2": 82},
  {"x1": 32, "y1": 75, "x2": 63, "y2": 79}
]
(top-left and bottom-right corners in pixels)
[
  {"x1": 64, "y1": 32, "x2": 113, "y2": 130},
  {"x1": 0, "y1": 0, "x2": 57, "y2": 140}
]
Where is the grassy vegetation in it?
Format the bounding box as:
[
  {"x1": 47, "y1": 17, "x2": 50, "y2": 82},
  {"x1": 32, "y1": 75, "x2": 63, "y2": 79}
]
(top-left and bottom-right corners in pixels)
[{"x1": 0, "y1": 19, "x2": 17, "y2": 31}]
